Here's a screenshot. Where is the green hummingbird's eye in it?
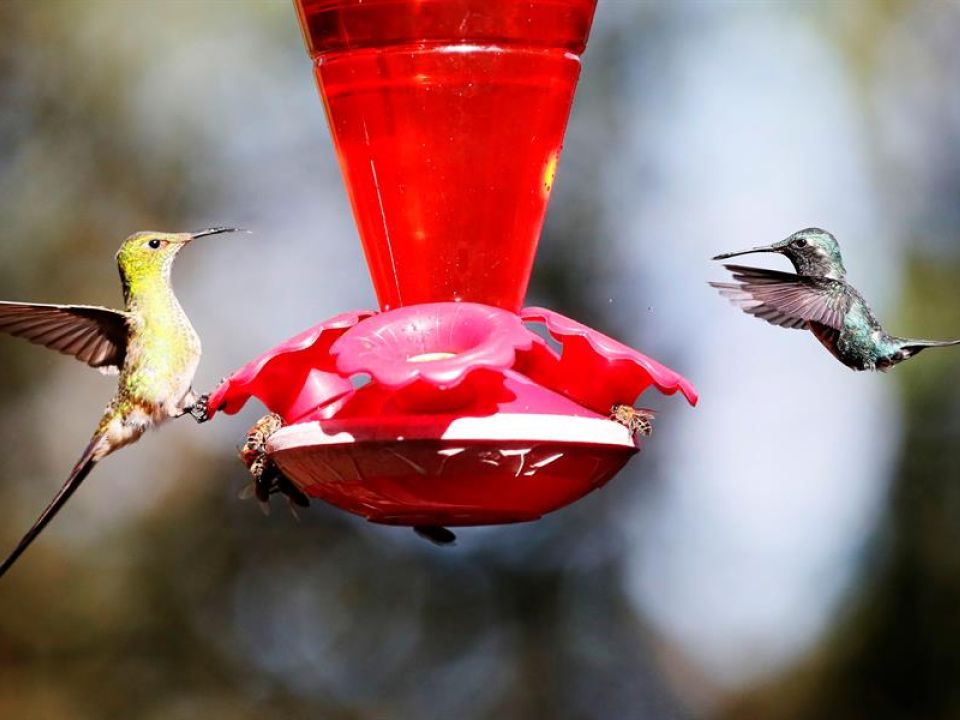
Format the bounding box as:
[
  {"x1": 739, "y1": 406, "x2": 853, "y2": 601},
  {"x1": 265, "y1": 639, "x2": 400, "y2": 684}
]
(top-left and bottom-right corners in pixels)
[
  {"x1": 147, "y1": 239, "x2": 162, "y2": 249},
  {"x1": 793, "y1": 238, "x2": 808, "y2": 248}
]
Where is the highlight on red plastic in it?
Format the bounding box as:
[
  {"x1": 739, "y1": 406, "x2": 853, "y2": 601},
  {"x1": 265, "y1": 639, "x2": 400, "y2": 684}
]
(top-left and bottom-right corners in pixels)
[
  {"x1": 208, "y1": 303, "x2": 697, "y2": 525},
  {"x1": 268, "y1": 413, "x2": 636, "y2": 527},
  {"x1": 296, "y1": 0, "x2": 598, "y2": 312}
]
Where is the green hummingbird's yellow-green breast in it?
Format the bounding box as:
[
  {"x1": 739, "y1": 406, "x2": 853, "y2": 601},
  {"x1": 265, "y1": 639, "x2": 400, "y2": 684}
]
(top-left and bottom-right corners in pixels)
[
  {"x1": 115, "y1": 231, "x2": 203, "y2": 421},
  {"x1": 102, "y1": 231, "x2": 202, "y2": 430}
]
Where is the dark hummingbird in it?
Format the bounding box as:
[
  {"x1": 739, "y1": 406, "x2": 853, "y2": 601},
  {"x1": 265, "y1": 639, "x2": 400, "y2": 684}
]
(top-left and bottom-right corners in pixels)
[
  {"x1": 710, "y1": 228, "x2": 960, "y2": 371},
  {"x1": 0, "y1": 227, "x2": 242, "y2": 578}
]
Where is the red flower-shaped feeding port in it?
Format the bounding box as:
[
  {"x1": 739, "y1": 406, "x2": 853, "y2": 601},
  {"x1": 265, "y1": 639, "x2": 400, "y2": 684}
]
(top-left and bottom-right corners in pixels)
[
  {"x1": 207, "y1": 0, "x2": 698, "y2": 530},
  {"x1": 208, "y1": 304, "x2": 696, "y2": 526}
]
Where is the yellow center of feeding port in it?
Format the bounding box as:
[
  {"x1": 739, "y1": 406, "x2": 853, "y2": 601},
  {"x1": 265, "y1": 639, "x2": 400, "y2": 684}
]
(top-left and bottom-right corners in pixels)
[{"x1": 408, "y1": 352, "x2": 457, "y2": 362}]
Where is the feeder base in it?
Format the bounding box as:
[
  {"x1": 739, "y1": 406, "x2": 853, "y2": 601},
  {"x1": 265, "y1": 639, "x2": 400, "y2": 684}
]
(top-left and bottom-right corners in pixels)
[{"x1": 267, "y1": 413, "x2": 638, "y2": 526}]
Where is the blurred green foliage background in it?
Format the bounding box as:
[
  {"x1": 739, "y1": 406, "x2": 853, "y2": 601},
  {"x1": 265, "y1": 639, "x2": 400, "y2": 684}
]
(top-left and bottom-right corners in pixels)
[{"x1": 0, "y1": 1, "x2": 959, "y2": 719}]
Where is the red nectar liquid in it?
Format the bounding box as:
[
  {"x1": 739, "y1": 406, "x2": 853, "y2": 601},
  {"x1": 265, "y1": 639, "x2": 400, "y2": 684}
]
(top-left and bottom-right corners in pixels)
[{"x1": 295, "y1": 0, "x2": 597, "y2": 312}]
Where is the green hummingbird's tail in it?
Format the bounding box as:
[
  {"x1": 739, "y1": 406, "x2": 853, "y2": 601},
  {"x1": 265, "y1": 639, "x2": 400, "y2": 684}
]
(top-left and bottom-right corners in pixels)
[{"x1": 0, "y1": 437, "x2": 101, "y2": 579}]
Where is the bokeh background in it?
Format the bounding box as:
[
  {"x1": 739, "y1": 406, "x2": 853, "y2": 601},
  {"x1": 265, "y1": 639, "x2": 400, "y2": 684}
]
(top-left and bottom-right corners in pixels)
[{"x1": 1, "y1": 1, "x2": 959, "y2": 718}]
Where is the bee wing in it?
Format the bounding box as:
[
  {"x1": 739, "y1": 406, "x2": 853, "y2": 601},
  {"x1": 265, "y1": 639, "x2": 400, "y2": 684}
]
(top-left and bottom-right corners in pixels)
[
  {"x1": 0, "y1": 301, "x2": 129, "y2": 373},
  {"x1": 710, "y1": 265, "x2": 850, "y2": 331}
]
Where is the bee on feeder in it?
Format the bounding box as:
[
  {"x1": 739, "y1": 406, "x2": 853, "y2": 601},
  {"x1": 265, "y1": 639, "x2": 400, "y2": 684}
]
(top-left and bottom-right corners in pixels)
[
  {"x1": 238, "y1": 412, "x2": 309, "y2": 514},
  {"x1": 610, "y1": 404, "x2": 656, "y2": 441}
]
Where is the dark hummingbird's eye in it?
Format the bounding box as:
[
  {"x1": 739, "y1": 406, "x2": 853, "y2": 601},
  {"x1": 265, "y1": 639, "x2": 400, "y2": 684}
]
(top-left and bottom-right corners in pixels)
[
  {"x1": 148, "y1": 239, "x2": 162, "y2": 249},
  {"x1": 793, "y1": 238, "x2": 808, "y2": 248}
]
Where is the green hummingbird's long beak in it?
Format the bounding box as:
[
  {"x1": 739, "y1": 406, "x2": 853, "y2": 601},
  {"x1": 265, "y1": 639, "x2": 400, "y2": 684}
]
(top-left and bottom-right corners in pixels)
[
  {"x1": 712, "y1": 243, "x2": 781, "y2": 261},
  {"x1": 189, "y1": 227, "x2": 249, "y2": 240}
]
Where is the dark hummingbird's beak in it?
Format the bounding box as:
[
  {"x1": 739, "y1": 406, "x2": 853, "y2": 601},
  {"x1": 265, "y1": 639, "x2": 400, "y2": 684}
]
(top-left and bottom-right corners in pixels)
[
  {"x1": 189, "y1": 227, "x2": 249, "y2": 240},
  {"x1": 712, "y1": 243, "x2": 782, "y2": 261}
]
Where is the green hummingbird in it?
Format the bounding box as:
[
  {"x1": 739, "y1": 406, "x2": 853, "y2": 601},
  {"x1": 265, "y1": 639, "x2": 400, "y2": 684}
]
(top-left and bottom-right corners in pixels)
[
  {"x1": 710, "y1": 227, "x2": 960, "y2": 371},
  {"x1": 0, "y1": 227, "x2": 241, "y2": 578}
]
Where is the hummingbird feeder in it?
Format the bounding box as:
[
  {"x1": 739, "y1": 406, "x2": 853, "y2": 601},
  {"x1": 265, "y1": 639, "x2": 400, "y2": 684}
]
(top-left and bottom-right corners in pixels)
[{"x1": 207, "y1": 0, "x2": 697, "y2": 529}]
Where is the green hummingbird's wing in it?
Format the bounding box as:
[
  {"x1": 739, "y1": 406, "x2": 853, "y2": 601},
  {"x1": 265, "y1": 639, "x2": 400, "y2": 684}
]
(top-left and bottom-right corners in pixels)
[
  {"x1": 710, "y1": 265, "x2": 850, "y2": 331},
  {"x1": 0, "y1": 301, "x2": 128, "y2": 373}
]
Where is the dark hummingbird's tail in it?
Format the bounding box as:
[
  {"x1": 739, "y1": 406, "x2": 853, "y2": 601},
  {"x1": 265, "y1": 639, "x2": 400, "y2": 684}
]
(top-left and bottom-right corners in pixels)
[
  {"x1": 899, "y1": 338, "x2": 960, "y2": 358},
  {"x1": 0, "y1": 438, "x2": 101, "y2": 579}
]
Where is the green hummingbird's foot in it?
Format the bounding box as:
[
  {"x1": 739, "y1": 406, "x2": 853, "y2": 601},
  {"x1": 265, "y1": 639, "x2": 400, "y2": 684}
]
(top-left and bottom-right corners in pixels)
[
  {"x1": 188, "y1": 394, "x2": 210, "y2": 423},
  {"x1": 414, "y1": 525, "x2": 457, "y2": 546}
]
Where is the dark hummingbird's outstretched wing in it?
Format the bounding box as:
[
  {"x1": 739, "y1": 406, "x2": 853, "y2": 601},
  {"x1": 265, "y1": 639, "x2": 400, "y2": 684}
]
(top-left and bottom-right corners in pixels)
[
  {"x1": 710, "y1": 265, "x2": 850, "y2": 330},
  {"x1": 0, "y1": 301, "x2": 128, "y2": 373}
]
